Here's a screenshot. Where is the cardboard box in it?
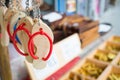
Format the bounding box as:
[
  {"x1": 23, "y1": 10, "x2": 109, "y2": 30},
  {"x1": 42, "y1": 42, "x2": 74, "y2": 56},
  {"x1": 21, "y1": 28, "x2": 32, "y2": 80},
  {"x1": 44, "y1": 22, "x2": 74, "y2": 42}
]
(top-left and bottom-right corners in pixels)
[{"x1": 98, "y1": 65, "x2": 120, "y2": 80}]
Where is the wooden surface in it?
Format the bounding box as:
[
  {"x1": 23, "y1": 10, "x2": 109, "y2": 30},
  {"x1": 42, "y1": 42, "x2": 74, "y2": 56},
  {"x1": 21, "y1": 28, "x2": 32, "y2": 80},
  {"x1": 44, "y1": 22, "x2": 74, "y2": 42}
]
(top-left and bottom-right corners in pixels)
[{"x1": 0, "y1": 39, "x2": 12, "y2": 80}]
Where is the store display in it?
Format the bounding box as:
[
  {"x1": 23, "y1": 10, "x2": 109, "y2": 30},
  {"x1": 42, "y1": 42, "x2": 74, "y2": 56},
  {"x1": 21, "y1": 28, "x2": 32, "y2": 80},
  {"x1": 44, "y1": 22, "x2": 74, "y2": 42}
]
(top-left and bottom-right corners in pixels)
[
  {"x1": 0, "y1": 0, "x2": 54, "y2": 69},
  {"x1": 77, "y1": 61, "x2": 105, "y2": 79},
  {"x1": 1, "y1": 0, "x2": 120, "y2": 80},
  {"x1": 61, "y1": 35, "x2": 120, "y2": 80}
]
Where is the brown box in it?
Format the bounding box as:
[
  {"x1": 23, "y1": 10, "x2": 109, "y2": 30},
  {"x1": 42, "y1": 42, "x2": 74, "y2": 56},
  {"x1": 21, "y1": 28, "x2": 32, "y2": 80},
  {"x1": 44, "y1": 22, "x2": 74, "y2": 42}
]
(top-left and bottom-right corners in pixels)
[
  {"x1": 60, "y1": 58, "x2": 108, "y2": 80},
  {"x1": 98, "y1": 65, "x2": 120, "y2": 80},
  {"x1": 50, "y1": 14, "x2": 100, "y2": 47},
  {"x1": 99, "y1": 41, "x2": 120, "y2": 53},
  {"x1": 111, "y1": 54, "x2": 120, "y2": 66},
  {"x1": 108, "y1": 36, "x2": 120, "y2": 43},
  {"x1": 79, "y1": 26, "x2": 99, "y2": 40},
  {"x1": 88, "y1": 49, "x2": 117, "y2": 64},
  {"x1": 81, "y1": 33, "x2": 99, "y2": 48},
  {"x1": 79, "y1": 21, "x2": 99, "y2": 33}
]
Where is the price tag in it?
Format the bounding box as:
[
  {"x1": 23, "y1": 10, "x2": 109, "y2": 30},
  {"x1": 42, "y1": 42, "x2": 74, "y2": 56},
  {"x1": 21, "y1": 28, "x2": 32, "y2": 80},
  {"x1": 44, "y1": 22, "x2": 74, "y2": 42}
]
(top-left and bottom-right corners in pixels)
[{"x1": 58, "y1": 33, "x2": 82, "y2": 61}]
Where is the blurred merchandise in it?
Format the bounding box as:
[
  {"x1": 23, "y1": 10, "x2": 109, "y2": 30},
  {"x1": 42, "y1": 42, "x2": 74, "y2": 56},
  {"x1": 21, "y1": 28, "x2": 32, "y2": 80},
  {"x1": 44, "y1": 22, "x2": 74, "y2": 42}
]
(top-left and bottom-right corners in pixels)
[
  {"x1": 66, "y1": 0, "x2": 77, "y2": 15},
  {"x1": 48, "y1": 14, "x2": 99, "y2": 48},
  {"x1": 61, "y1": 35, "x2": 120, "y2": 80},
  {"x1": 77, "y1": 0, "x2": 88, "y2": 16},
  {"x1": 55, "y1": 0, "x2": 66, "y2": 13}
]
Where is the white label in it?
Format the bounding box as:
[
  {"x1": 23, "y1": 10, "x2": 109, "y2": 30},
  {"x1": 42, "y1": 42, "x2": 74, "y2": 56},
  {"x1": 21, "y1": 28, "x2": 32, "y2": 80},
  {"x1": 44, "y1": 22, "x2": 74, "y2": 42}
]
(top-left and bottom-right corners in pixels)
[
  {"x1": 43, "y1": 12, "x2": 63, "y2": 22},
  {"x1": 59, "y1": 34, "x2": 82, "y2": 61}
]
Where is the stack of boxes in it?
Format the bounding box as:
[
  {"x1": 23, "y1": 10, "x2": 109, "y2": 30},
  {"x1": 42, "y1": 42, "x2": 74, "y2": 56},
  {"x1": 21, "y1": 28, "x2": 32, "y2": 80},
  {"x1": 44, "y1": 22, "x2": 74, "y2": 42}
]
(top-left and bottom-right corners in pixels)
[{"x1": 51, "y1": 14, "x2": 99, "y2": 48}]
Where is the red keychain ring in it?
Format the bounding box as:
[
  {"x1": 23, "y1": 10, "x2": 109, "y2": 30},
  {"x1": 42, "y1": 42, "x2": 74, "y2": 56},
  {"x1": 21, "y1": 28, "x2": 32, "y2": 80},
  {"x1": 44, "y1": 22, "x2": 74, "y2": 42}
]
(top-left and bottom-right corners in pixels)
[
  {"x1": 28, "y1": 28, "x2": 53, "y2": 61},
  {"x1": 12, "y1": 23, "x2": 32, "y2": 56}
]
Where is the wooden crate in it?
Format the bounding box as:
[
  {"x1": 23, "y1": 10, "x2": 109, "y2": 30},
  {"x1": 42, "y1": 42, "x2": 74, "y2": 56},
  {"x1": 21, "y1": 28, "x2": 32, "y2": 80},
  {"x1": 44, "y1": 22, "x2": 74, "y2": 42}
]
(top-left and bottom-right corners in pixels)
[
  {"x1": 98, "y1": 65, "x2": 120, "y2": 80},
  {"x1": 88, "y1": 49, "x2": 118, "y2": 64},
  {"x1": 99, "y1": 41, "x2": 120, "y2": 53},
  {"x1": 111, "y1": 54, "x2": 120, "y2": 66},
  {"x1": 60, "y1": 58, "x2": 108, "y2": 80},
  {"x1": 108, "y1": 36, "x2": 120, "y2": 43},
  {"x1": 61, "y1": 36, "x2": 120, "y2": 80}
]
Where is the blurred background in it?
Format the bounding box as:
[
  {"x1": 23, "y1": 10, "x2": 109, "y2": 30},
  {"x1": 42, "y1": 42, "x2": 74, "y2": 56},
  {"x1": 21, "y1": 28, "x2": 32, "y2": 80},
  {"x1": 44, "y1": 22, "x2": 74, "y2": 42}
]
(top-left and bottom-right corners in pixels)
[{"x1": 1, "y1": 0, "x2": 120, "y2": 80}]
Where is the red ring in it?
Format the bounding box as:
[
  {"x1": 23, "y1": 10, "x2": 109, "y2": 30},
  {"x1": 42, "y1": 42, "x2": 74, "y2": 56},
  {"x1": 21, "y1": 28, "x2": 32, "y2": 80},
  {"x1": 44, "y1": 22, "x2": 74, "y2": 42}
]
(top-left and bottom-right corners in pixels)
[
  {"x1": 7, "y1": 22, "x2": 23, "y2": 42},
  {"x1": 28, "y1": 28, "x2": 53, "y2": 61},
  {"x1": 12, "y1": 23, "x2": 31, "y2": 56}
]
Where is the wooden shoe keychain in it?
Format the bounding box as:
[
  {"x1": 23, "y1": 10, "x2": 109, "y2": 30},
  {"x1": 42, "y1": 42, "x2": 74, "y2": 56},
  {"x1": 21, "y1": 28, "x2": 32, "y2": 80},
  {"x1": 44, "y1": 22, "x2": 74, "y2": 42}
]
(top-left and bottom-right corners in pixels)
[
  {"x1": 13, "y1": 17, "x2": 34, "y2": 63},
  {"x1": 6, "y1": 0, "x2": 32, "y2": 63},
  {"x1": 6, "y1": 0, "x2": 28, "y2": 57},
  {"x1": 5, "y1": 0, "x2": 21, "y2": 47},
  {"x1": 12, "y1": 0, "x2": 34, "y2": 63},
  {"x1": 28, "y1": 0, "x2": 54, "y2": 69},
  {"x1": 0, "y1": 0, "x2": 9, "y2": 46},
  {"x1": 8, "y1": 0, "x2": 26, "y2": 42},
  {"x1": 7, "y1": 0, "x2": 27, "y2": 55}
]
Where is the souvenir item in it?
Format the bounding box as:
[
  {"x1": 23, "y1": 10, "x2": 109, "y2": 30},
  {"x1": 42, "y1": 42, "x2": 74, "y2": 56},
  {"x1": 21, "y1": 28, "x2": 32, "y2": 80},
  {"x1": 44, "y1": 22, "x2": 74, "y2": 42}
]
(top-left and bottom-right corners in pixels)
[{"x1": 29, "y1": 0, "x2": 53, "y2": 69}]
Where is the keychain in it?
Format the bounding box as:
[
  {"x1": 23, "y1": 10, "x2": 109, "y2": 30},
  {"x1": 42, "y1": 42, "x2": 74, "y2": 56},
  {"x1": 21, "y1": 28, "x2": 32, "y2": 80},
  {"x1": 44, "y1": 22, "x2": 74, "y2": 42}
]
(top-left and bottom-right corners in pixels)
[
  {"x1": 29, "y1": 0, "x2": 54, "y2": 69},
  {"x1": 14, "y1": 16, "x2": 34, "y2": 63},
  {"x1": 29, "y1": 20, "x2": 53, "y2": 69},
  {"x1": 13, "y1": 0, "x2": 38, "y2": 63},
  {"x1": 5, "y1": 0, "x2": 33, "y2": 63},
  {"x1": 8, "y1": 0, "x2": 27, "y2": 55},
  {"x1": 8, "y1": 0, "x2": 26, "y2": 41},
  {"x1": 6, "y1": 0, "x2": 54, "y2": 69},
  {"x1": 0, "y1": 0, "x2": 9, "y2": 46},
  {"x1": 9, "y1": 11, "x2": 26, "y2": 43}
]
